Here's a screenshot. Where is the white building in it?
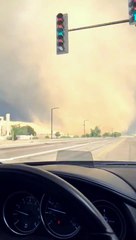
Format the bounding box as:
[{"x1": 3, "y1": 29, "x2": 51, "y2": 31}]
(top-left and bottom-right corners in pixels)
[{"x1": 0, "y1": 113, "x2": 11, "y2": 137}]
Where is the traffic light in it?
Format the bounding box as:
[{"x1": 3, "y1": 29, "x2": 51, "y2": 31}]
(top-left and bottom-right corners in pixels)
[
  {"x1": 128, "y1": 0, "x2": 136, "y2": 25},
  {"x1": 56, "y1": 13, "x2": 68, "y2": 55}
]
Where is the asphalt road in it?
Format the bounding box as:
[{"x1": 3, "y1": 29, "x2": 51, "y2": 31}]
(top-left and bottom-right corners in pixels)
[{"x1": 0, "y1": 136, "x2": 134, "y2": 163}]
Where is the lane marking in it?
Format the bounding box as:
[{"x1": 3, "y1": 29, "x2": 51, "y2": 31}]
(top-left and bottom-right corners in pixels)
[
  {"x1": 0, "y1": 138, "x2": 118, "y2": 162},
  {"x1": 1, "y1": 140, "x2": 105, "y2": 153},
  {"x1": 69, "y1": 140, "x2": 117, "y2": 152},
  {"x1": 0, "y1": 143, "x2": 90, "y2": 162},
  {"x1": 0, "y1": 138, "x2": 111, "y2": 150},
  {"x1": 94, "y1": 138, "x2": 125, "y2": 160}
]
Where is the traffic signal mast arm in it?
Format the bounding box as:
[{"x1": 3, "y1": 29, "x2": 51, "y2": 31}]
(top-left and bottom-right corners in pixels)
[
  {"x1": 68, "y1": 19, "x2": 129, "y2": 32},
  {"x1": 68, "y1": 0, "x2": 136, "y2": 32},
  {"x1": 56, "y1": 4, "x2": 135, "y2": 55},
  {"x1": 56, "y1": 17, "x2": 129, "y2": 55}
]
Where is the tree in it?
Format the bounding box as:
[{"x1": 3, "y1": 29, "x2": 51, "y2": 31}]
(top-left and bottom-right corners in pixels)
[
  {"x1": 90, "y1": 126, "x2": 101, "y2": 137},
  {"x1": 102, "y1": 131, "x2": 121, "y2": 137},
  {"x1": 11, "y1": 125, "x2": 36, "y2": 136},
  {"x1": 111, "y1": 132, "x2": 121, "y2": 137},
  {"x1": 85, "y1": 133, "x2": 90, "y2": 138},
  {"x1": 73, "y1": 135, "x2": 79, "y2": 138},
  {"x1": 55, "y1": 132, "x2": 61, "y2": 138},
  {"x1": 11, "y1": 126, "x2": 17, "y2": 141},
  {"x1": 26, "y1": 126, "x2": 36, "y2": 135},
  {"x1": 45, "y1": 135, "x2": 49, "y2": 139},
  {"x1": 103, "y1": 132, "x2": 111, "y2": 137},
  {"x1": 61, "y1": 135, "x2": 71, "y2": 138},
  {"x1": 81, "y1": 133, "x2": 90, "y2": 138}
]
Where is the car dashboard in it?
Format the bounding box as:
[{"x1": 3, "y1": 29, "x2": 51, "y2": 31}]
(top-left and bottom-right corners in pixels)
[{"x1": 0, "y1": 162, "x2": 136, "y2": 240}]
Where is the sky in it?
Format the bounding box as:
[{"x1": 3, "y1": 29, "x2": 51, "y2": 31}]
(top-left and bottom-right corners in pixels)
[{"x1": 0, "y1": 0, "x2": 136, "y2": 135}]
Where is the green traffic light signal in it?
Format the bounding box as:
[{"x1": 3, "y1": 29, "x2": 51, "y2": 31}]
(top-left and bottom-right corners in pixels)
[
  {"x1": 134, "y1": 11, "x2": 136, "y2": 21},
  {"x1": 128, "y1": 0, "x2": 136, "y2": 25},
  {"x1": 57, "y1": 31, "x2": 64, "y2": 37}
]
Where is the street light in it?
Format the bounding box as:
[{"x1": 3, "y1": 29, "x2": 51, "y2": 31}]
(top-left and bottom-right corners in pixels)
[
  {"x1": 51, "y1": 107, "x2": 59, "y2": 139},
  {"x1": 83, "y1": 120, "x2": 88, "y2": 136}
]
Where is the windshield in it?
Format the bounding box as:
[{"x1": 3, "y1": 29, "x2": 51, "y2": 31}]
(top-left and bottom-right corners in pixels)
[{"x1": 0, "y1": 0, "x2": 136, "y2": 164}]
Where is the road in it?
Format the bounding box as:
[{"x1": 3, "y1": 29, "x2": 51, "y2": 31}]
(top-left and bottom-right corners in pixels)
[{"x1": 0, "y1": 136, "x2": 136, "y2": 163}]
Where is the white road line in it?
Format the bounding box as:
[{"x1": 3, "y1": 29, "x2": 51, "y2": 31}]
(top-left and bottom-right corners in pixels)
[
  {"x1": 0, "y1": 143, "x2": 90, "y2": 162},
  {"x1": 0, "y1": 139, "x2": 116, "y2": 162},
  {"x1": 0, "y1": 139, "x2": 111, "y2": 150}
]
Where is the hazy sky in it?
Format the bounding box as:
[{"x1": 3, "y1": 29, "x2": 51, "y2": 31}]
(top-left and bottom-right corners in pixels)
[{"x1": 0, "y1": 0, "x2": 136, "y2": 134}]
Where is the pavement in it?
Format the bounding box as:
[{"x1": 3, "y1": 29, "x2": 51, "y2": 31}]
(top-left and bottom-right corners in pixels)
[
  {"x1": 95, "y1": 136, "x2": 136, "y2": 161},
  {"x1": 0, "y1": 137, "x2": 132, "y2": 163},
  {"x1": 0, "y1": 138, "x2": 79, "y2": 148}
]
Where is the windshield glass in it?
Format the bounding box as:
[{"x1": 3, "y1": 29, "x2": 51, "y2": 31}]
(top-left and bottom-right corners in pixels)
[{"x1": 0, "y1": 0, "x2": 136, "y2": 164}]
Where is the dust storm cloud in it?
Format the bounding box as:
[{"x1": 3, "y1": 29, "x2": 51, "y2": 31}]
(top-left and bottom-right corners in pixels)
[{"x1": 0, "y1": 0, "x2": 136, "y2": 134}]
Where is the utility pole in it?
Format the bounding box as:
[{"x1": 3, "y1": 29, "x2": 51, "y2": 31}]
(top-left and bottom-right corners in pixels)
[
  {"x1": 83, "y1": 120, "x2": 88, "y2": 136},
  {"x1": 51, "y1": 107, "x2": 59, "y2": 139}
]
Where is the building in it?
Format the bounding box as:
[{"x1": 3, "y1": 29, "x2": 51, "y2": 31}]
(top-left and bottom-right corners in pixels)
[
  {"x1": 0, "y1": 113, "x2": 50, "y2": 138},
  {"x1": 0, "y1": 113, "x2": 11, "y2": 137}
]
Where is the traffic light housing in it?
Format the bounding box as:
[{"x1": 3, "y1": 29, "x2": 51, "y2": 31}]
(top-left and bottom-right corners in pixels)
[
  {"x1": 56, "y1": 13, "x2": 69, "y2": 55},
  {"x1": 128, "y1": 0, "x2": 136, "y2": 24}
]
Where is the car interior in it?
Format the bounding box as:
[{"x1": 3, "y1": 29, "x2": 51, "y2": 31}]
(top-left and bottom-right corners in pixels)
[{"x1": 0, "y1": 161, "x2": 136, "y2": 240}]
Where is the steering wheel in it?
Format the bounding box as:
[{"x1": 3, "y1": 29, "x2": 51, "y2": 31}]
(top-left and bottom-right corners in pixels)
[{"x1": 0, "y1": 164, "x2": 118, "y2": 240}]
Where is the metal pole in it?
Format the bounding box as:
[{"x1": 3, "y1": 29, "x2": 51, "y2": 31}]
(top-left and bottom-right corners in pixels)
[
  {"x1": 51, "y1": 109, "x2": 53, "y2": 139},
  {"x1": 83, "y1": 120, "x2": 88, "y2": 136},
  {"x1": 69, "y1": 19, "x2": 129, "y2": 32},
  {"x1": 83, "y1": 121, "x2": 85, "y2": 136},
  {"x1": 51, "y1": 107, "x2": 59, "y2": 139}
]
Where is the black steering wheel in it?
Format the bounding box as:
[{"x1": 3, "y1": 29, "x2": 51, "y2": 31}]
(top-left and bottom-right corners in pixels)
[{"x1": 0, "y1": 164, "x2": 118, "y2": 240}]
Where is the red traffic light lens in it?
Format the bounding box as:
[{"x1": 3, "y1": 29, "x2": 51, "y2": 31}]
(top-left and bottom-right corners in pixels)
[
  {"x1": 57, "y1": 20, "x2": 64, "y2": 25},
  {"x1": 57, "y1": 42, "x2": 64, "y2": 47},
  {"x1": 58, "y1": 39, "x2": 63, "y2": 43},
  {"x1": 57, "y1": 35, "x2": 63, "y2": 39},
  {"x1": 57, "y1": 24, "x2": 64, "y2": 29}
]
